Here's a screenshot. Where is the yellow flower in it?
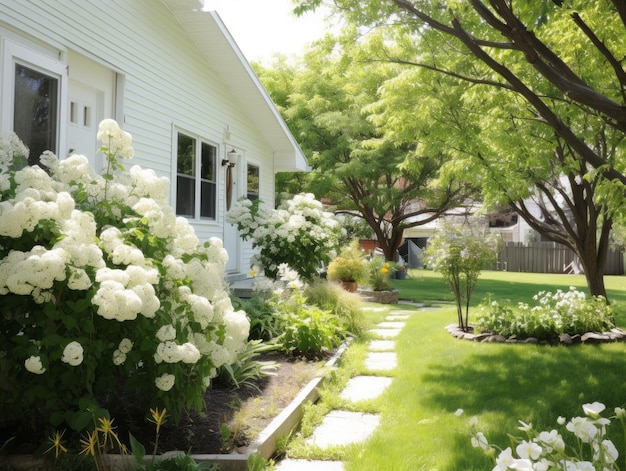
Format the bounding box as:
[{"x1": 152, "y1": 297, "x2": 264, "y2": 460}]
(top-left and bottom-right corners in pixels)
[
  {"x1": 96, "y1": 417, "x2": 123, "y2": 451},
  {"x1": 45, "y1": 430, "x2": 68, "y2": 459},
  {"x1": 148, "y1": 407, "x2": 168, "y2": 435},
  {"x1": 249, "y1": 269, "x2": 257, "y2": 277},
  {"x1": 381, "y1": 267, "x2": 389, "y2": 274},
  {"x1": 79, "y1": 430, "x2": 99, "y2": 457}
]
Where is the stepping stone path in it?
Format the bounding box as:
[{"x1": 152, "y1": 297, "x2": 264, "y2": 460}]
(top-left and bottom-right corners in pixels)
[{"x1": 275, "y1": 309, "x2": 414, "y2": 470}]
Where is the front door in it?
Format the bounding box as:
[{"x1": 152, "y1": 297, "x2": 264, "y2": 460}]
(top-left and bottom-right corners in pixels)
[
  {"x1": 66, "y1": 51, "x2": 115, "y2": 170},
  {"x1": 224, "y1": 153, "x2": 241, "y2": 273}
]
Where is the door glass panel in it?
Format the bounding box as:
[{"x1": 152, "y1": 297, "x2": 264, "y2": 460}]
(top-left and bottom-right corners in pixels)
[{"x1": 14, "y1": 64, "x2": 58, "y2": 165}]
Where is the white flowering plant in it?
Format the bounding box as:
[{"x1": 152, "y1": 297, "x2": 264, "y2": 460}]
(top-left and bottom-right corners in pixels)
[
  {"x1": 470, "y1": 402, "x2": 626, "y2": 470},
  {"x1": 226, "y1": 193, "x2": 344, "y2": 280},
  {"x1": 0, "y1": 121, "x2": 249, "y2": 435},
  {"x1": 476, "y1": 287, "x2": 615, "y2": 340},
  {"x1": 424, "y1": 223, "x2": 501, "y2": 331}
]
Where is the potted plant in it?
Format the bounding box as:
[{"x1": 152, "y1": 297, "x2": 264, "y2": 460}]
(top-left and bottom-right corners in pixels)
[
  {"x1": 327, "y1": 241, "x2": 368, "y2": 292},
  {"x1": 361, "y1": 256, "x2": 400, "y2": 304}
]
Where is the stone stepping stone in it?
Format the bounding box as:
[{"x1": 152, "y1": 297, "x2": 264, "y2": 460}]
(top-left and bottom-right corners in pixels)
[
  {"x1": 361, "y1": 306, "x2": 387, "y2": 312},
  {"x1": 377, "y1": 321, "x2": 406, "y2": 329},
  {"x1": 389, "y1": 309, "x2": 416, "y2": 315},
  {"x1": 365, "y1": 351, "x2": 397, "y2": 371},
  {"x1": 368, "y1": 340, "x2": 395, "y2": 351},
  {"x1": 386, "y1": 315, "x2": 410, "y2": 321},
  {"x1": 306, "y1": 410, "x2": 380, "y2": 448},
  {"x1": 368, "y1": 328, "x2": 401, "y2": 339},
  {"x1": 275, "y1": 459, "x2": 344, "y2": 470},
  {"x1": 340, "y1": 376, "x2": 393, "y2": 402}
]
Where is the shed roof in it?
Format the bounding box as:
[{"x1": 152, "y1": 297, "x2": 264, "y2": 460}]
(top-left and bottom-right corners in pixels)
[{"x1": 163, "y1": 0, "x2": 308, "y2": 172}]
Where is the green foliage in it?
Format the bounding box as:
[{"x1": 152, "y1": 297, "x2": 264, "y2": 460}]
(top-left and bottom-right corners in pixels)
[
  {"x1": 216, "y1": 340, "x2": 279, "y2": 391},
  {"x1": 304, "y1": 280, "x2": 365, "y2": 336},
  {"x1": 476, "y1": 288, "x2": 615, "y2": 340},
  {"x1": 327, "y1": 241, "x2": 368, "y2": 283},
  {"x1": 424, "y1": 223, "x2": 501, "y2": 330},
  {"x1": 365, "y1": 256, "x2": 394, "y2": 291},
  {"x1": 233, "y1": 295, "x2": 278, "y2": 341}
]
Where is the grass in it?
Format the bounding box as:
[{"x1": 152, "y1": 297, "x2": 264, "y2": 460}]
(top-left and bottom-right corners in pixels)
[{"x1": 287, "y1": 270, "x2": 626, "y2": 470}]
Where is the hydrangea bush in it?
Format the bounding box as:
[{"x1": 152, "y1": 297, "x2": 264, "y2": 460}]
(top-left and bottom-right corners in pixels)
[
  {"x1": 226, "y1": 193, "x2": 344, "y2": 280},
  {"x1": 476, "y1": 287, "x2": 615, "y2": 340},
  {"x1": 470, "y1": 402, "x2": 626, "y2": 470},
  {"x1": 424, "y1": 223, "x2": 501, "y2": 331},
  {"x1": 0, "y1": 120, "x2": 249, "y2": 432}
]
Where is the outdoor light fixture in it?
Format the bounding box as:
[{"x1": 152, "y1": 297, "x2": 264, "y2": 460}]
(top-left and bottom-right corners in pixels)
[{"x1": 222, "y1": 149, "x2": 239, "y2": 168}]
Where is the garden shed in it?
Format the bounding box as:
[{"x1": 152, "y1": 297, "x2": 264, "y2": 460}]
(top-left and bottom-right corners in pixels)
[{"x1": 0, "y1": 0, "x2": 307, "y2": 281}]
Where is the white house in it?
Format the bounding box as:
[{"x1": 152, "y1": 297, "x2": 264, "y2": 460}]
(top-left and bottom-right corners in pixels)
[{"x1": 0, "y1": 0, "x2": 307, "y2": 281}]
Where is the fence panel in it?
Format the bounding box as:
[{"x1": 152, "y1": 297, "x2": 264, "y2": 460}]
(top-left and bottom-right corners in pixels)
[{"x1": 498, "y1": 242, "x2": 624, "y2": 275}]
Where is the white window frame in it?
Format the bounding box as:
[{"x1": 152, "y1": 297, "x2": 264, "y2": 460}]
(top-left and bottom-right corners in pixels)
[
  {"x1": 174, "y1": 129, "x2": 218, "y2": 221},
  {"x1": 1, "y1": 38, "x2": 67, "y2": 160}
]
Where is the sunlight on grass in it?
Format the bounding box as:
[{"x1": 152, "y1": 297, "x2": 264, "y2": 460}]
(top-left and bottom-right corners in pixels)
[{"x1": 341, "y1": 271, "x2": 626, "y2": 470}]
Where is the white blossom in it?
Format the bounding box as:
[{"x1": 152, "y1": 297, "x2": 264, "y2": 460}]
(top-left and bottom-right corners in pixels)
[
  {"x1": 24, "y1": 355, "x2": 46, "y2": 374},
  {"x1": 61, "y1": 341, "x2": 84, "y2": 366},
  {"x1": 155, "y1": 373, "x2": 175, "y2": 391}
]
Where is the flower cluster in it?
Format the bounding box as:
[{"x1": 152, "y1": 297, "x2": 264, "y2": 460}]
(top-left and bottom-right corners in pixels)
[
  {"x1": 476, "y1": 287, "x2": 614, "y2": 340},
  {"x1": 366, "y1": 256, "x2": 394, "y2": 291},
  {"x1": 227, "y1": 193, "x2": 344, "y2": 280},
  {"x1": 0, "y1": 120, "x2": 249, "y2": 427},
  {"x1": 471, "y1": 402, "x2": 625, "y2": 470}
]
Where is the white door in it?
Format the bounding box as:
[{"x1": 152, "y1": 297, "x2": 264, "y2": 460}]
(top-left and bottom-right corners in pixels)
[
  {"x1": 67, "y1": 80, "x2": 102, "y2": 167},
  {"x1": 66, "y1": 51, "x2": 115, "y2": 171}
]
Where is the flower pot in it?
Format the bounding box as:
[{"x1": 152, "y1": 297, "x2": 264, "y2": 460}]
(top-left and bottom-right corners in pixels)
[{"x1": 341, "y1": 280, "x2": 358, "y2": 292}]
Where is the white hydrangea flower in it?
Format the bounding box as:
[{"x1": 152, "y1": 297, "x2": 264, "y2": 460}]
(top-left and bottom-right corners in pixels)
[
  {"x1": 61, "y1": 341, "x2": 84, "y2": 366},
  {"x1": 179, "y1": 342, "x2": 201, "y2": 364},
  {"x1": 156, "y1": 325, "x2": 177, "y2": 342},
  {"x1": 118, "y1": 338, "x2": 133, "y2": 354},
  {"x1": 24, "y1": 355, "x2": 46, "y2": 374},
  {"x1": 112, "y1": 349, "x2": 126, "y2": 366},
  {"x1": 97, "y1": 119, "x2": 134, "y2": 160},
  {"x1": 155, "y1": 373, "x2": 175, "y2": 391}
]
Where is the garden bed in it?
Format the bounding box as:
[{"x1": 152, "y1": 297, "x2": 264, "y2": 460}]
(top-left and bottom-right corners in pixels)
[{"x1": 446, "y1": 324, "x2": 626, "y2": 345}]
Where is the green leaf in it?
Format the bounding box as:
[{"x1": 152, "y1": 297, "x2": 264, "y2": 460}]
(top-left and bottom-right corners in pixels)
[{"x1": 128, "y1": 432, "x2": 146, "y2": 465}]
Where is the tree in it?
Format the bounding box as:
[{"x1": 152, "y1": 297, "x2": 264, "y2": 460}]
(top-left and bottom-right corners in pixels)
[
  {"x1": 293, "y1": 0, "x2": 626, "y2": 298},
  {"x1": 255, "y1": 41, "x2": 472, "y2": 261}
]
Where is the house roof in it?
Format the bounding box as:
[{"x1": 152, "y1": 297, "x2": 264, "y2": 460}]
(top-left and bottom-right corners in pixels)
[{"x1": 163, "y1": 0, "x2": 308, "y2": 172}]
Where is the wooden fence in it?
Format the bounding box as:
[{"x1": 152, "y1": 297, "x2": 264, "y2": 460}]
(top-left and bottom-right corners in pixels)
[{"x1": 497, "y1": 242, "x2": 624, "y2": 275}]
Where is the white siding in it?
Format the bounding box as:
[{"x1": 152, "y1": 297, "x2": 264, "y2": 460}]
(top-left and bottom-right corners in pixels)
[{"x1": 0, "y1": 0, "x2": 277, "y2": 248}]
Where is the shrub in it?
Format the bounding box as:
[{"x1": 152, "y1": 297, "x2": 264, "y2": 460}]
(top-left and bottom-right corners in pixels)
[
  {"x1": 0, "y1": 121, "x2": 250, "y2": 435},
  {"x1": 226, "y1": 194, "x2": 343, "y2": 280},
  {"x1": 424, "y1": 223, "x2": 501, "y2": 331},
  {"x1": 327, "y1": 240, "x2": 368, "y2": 283},
  {"x1": 366, "y1": 256, "x2": 394, "y2": 291},
  {"x1": 305, "y1": 280, "x2": 365, "y2": 336},
  {"x1": 475, "y1": 287, "x2": 615, "y2": 340}
]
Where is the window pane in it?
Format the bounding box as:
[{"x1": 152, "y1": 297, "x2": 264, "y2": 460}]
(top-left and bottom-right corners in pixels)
[
  {"x1": 177, "y1": 133, "x2": 195, "y2": 176},
  {"x1": 176, "y1": 175, "x2": 195, "y2": 217},
  {"x1": 14, "y1": 64, "x2": 58, "y2": 165},
  {"x1": 200, "y1": 181, "x2": 216, "y2": 219},
  {"x1": 200, "y1": 142, "x2": 215, "y2": 181},
  {"x1": 247, "y1": 164, "x2": 259, "y2": 200}
]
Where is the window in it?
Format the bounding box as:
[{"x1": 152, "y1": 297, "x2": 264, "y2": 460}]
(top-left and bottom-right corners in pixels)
[
  {"x1": 14, "y1": 64, "x2": 59, "y2": 165},
  {"x1": 176, "y1": 132, "x2": 216, "y2": 220},
  {"x1": 2, "y1": 40, "x2": 66, "y2": 165},
  {"x1": 247, "y1": 163, "x2": 259, "y2": 200}
]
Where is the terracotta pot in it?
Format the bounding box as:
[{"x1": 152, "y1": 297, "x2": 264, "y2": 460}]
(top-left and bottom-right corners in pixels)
[{"x1": 341, "y1": 280, "x2": 358, "y2": 292}]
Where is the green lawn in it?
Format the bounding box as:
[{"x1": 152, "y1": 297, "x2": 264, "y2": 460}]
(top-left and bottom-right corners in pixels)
[{"x1": 334, "y1": 270, "x2": 626, "y2": 470}]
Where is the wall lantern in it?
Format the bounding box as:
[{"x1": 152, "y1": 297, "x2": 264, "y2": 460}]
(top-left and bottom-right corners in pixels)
[{"x1": 222, "y1": 149, "x2": 239, "y2": 168}]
